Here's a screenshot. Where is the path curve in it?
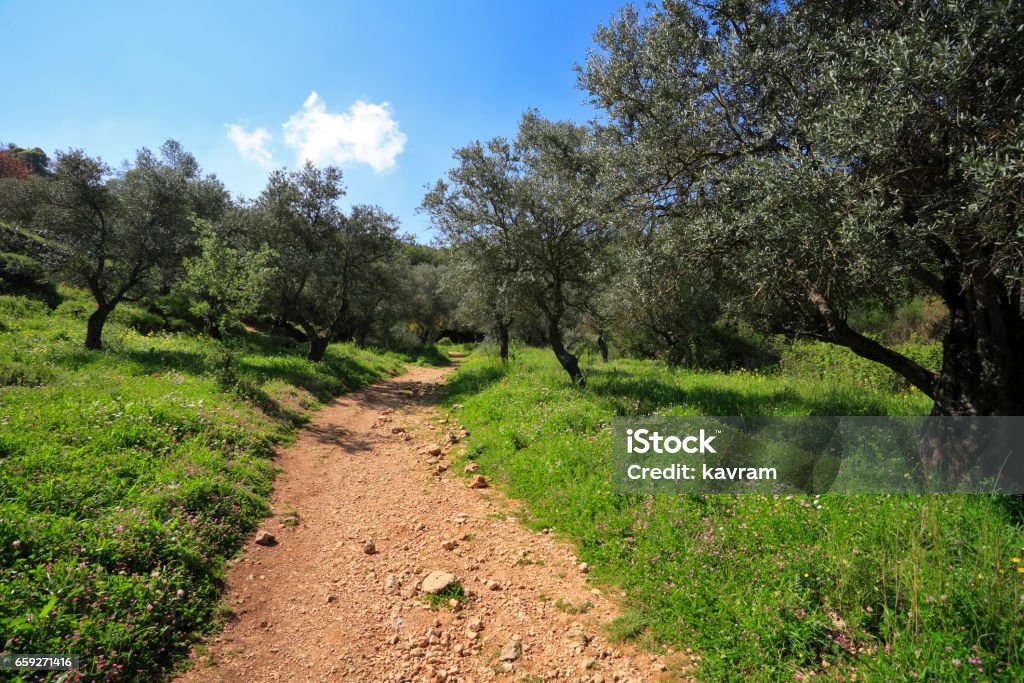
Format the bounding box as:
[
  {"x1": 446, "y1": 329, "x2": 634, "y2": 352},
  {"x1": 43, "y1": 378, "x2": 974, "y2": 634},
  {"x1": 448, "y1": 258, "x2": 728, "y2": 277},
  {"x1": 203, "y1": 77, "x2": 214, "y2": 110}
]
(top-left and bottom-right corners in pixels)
[{"x1": 177, "y1": 364, "x2": 690, "y2": 682}]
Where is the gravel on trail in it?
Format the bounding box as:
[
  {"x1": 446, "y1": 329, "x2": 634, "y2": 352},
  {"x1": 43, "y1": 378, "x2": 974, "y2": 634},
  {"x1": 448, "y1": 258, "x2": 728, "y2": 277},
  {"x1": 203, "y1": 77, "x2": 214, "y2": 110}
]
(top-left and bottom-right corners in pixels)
[{"x1": 175, "y1": 365, "x2": 696, "y2": 683}]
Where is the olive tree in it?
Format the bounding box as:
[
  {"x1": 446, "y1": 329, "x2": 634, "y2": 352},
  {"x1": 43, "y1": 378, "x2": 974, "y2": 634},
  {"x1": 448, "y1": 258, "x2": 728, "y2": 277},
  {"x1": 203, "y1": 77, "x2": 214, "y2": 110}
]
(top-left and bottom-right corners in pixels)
[
  {"x1": 179, "y1": 218, "x2": 275, "y2": 339},
  {"x1": 256, "y1": 163, "x2": 400, "y2": 361},
  {"x1": 609, "y1": 223, "x2": 723, "y2": 366},
  {"x1": 30, "y1": 141, "x2": 225, "y2": 348},
  {"x1": 423, "y1": 111, "x2": 614, "y2": 385},
  {"x1": 440, "y1": 251, "x2": 525, "y2": 363},
  {"x1": 581, "y1": 0, "x2": 1024, "y2": 420}
]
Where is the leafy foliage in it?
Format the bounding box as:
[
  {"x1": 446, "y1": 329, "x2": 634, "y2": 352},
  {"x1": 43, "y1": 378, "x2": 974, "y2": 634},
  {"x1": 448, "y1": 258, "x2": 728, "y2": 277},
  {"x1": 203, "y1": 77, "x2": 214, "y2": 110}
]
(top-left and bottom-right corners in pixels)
[
  {"x1": 255, "y1": 163, "x2": 402, "y2": 360},
  {"x1": 180, "y1": 219, "x2": 275, "y2": 338},
  {"x1": 423, "y1": 111, "x2": 616, "y2": 384},
  {"x1": 19, "y1": 141, "x2": 227, "y2": 349},
  {"x1": 579, "y1": 0, "x2": 1024, "y2": 418}
]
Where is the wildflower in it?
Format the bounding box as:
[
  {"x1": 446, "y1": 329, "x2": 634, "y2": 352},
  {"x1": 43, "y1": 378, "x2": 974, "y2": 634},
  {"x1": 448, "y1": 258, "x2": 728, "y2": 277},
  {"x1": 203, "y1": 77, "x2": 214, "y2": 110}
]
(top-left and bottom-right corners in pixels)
[
  {"x1": 1017, "y1": 567, "x2": 1024, "y2": 574},
  {"x1": 1012, "y1": 557, "x2": 1021, "y2": 564}
]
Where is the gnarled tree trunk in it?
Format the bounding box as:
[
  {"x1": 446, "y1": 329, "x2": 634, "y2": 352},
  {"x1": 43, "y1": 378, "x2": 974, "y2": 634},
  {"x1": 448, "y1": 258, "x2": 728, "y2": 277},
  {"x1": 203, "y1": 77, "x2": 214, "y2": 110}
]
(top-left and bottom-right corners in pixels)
[
  {"x1": 547, "y1": 317, "x2": 585, "y2": 387},
  {"x1": 85, "y1": 306, "x2": 110, "y2": 350},
  {"x1": 806, "y1": 267, "x2": 1024, "y2": 484},
  {"x1": 921, "y1": 274, "x2": 1024, "y2": 484},
  {"x1": 931, "y1": 274, "x2": 1024, "y2": 417},
  {"x1": 492, "y1": 308, "x2": 511, "y2": 365},
  {"x1": 597, "y1": 332, "x2": 609, "y2": 362},
  {"x1": 306, "y1": 332, "x2": 329, "y2": 362}
]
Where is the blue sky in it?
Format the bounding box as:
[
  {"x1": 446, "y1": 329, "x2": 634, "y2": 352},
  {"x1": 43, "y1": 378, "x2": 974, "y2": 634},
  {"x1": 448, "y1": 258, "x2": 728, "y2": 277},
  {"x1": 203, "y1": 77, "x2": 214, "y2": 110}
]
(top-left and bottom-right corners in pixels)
[{"x1": 0, "y1": 0, "x2": 629, "y2": 242}]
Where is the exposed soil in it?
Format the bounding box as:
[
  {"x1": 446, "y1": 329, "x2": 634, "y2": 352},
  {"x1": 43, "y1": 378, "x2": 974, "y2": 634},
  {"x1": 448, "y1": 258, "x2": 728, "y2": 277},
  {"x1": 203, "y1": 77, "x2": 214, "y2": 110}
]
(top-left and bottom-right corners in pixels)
[{"x1": 176, "y1": 364, "x2": 695, "y2": 682}]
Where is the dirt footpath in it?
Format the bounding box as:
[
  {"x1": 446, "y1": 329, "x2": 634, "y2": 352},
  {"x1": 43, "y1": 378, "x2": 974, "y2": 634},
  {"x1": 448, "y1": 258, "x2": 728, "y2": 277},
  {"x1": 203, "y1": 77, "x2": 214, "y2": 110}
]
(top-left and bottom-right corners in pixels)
[{"x1": 177, "y1": 364, "x2": 692, "y2": 683}]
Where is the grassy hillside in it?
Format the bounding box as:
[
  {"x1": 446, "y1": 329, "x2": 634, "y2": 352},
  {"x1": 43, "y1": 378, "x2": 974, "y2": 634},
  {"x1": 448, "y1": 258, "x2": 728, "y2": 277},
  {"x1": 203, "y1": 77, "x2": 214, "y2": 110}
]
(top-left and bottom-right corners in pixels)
[
  {"x1": 0, "y1": 289, "x2": 423, "y2": 681},
  {"x1": 445, "y1": 347, "x2": 1023, "y2": 681}
]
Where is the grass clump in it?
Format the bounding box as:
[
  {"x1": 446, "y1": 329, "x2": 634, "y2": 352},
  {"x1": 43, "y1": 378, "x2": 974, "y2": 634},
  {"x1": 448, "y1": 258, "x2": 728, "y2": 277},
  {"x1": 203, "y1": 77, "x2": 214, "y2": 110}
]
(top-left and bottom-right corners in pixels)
[
  {"x1": 420, "y1": 583, "x2": 466, "y2": 610},
  {"x1": 446, "y1": 346, "x2": 1024, "y2": 682},
  {"x1": 0, "y1": 288, "x2": 412, "y2": 681},
  {"x1": 554, "y1": 598, "x2": 593, "y2": 615}
]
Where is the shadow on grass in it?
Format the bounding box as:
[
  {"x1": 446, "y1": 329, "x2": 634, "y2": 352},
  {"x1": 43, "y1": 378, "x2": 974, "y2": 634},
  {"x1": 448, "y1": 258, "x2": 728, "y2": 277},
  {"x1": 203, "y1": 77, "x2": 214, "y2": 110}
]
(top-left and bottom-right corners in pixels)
[
  {"x1": 120, "y1": 333, "x2": 391, "y2": 403},
  {"x1": 995, "y1": 495, "x2": 1024, "y2": 525},
  {"x1": 237, "y1": 350, "x2": 386, "y2": 403},
  {"x1": 122, "y1": 348, "x2": 210, "y2": 375},
  {"x1": 372, "y1": 343, "x2": 451, "y2": 368},
  {"x1": 586, "y1": 368, "x2": 900, "y2": 416},
  {"x1": 443, "y1": 360, "x2": 507, "y2": 403}
]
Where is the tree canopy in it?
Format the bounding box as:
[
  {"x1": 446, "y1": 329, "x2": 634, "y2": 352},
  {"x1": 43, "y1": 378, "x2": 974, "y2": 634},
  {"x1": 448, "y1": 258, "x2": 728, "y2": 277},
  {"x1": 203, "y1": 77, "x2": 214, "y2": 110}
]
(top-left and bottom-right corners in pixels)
[
  {"x1": 424, "y1": 111, "x2": 616, "y2": 384},
  {"x1": 255, "y1": 163, "x2": 402, "y2": 360},
  {"x1": 579, "y1": 0, "x2": 1024, "y2": 422}
]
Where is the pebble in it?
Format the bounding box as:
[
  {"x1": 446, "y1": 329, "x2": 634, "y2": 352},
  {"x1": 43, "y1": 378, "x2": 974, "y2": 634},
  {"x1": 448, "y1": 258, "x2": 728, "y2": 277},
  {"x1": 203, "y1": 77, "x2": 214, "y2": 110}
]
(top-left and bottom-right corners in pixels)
[
  {"x1": 421, "y1": 571, "x2": 459, "y2": 595},
  {"x1": 254, "y1": 530, "x2": 277, "y2": 546},
  {"x1": 499, "y1": 640, "x2": 522, "y2": 661}
]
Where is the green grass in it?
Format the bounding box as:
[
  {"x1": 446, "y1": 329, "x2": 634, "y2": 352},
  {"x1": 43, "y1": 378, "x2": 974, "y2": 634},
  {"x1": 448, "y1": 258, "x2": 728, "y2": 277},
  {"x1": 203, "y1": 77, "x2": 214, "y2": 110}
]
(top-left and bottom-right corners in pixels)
[
  {"x1": 446, "y1": 346, "x2": 1024, "y2": 682},
  {"x1": 554, "y1": 598, "x2": 593, "y2": 615},
  {"x1": 0, "y1": 289, "x2": 433, "y2": 681},
  {"x1": 419, "y1": 582, "x2": 466, "y2": 610}
]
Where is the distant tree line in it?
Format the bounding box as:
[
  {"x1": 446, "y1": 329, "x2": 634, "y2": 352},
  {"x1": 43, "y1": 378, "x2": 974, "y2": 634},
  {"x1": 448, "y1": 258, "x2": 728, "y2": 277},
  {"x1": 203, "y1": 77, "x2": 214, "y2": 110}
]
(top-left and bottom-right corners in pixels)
[{"x1": 0, "y1": 142, "x2": 457, "y2": 361}]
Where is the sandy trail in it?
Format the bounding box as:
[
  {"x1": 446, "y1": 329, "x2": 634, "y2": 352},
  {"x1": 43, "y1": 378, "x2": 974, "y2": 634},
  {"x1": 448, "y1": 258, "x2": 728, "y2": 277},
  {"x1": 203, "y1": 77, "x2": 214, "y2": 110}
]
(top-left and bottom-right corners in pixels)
[{"x1": 177, "y1": 364, "x2": 691, "y2": 683}]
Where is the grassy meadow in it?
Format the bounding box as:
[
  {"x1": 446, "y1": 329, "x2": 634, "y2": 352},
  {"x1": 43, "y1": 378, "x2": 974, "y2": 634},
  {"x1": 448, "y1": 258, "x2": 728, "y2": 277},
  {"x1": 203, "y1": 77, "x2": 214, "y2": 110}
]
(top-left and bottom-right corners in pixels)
[
  {"x1": 0, "y1": 289, "x2": 431, "y2": 681},
  {"x1": 444, "y1": 346, "x2": 1024, "y2": 682}
]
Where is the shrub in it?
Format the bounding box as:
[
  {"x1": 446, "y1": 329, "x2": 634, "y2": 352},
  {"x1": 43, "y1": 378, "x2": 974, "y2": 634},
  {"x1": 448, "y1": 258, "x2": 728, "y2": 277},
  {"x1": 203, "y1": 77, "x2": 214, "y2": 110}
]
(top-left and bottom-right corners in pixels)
[
  {"x1": 0, "y1": 293, "x2": 51, "y2": 320},
  {"x1": 112, "y1": 306, "x2": 167, "y2": 335},
  {"x1": 0, "y1": 251, "x2": 60, "y2": 306},
  {"x1": 0, "y1": 360, "x2": 53, "y2": 386},
  {"x1": 53, "y1": 296, "x2": 95, "y2": 320},
  {"x1": 667, "y1": 325, "x2": 780, "y2": 371}
]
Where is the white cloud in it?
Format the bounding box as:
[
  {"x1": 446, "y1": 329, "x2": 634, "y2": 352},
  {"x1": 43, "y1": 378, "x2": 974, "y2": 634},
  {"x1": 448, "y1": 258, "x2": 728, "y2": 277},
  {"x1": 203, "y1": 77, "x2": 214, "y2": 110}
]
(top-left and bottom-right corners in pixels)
[
  {"x1": 226, "y1": 124, "x2": 273, "y2": 168},
  {"x1": 282, "y1": 91, "x2": 407, "y2": 173}
]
